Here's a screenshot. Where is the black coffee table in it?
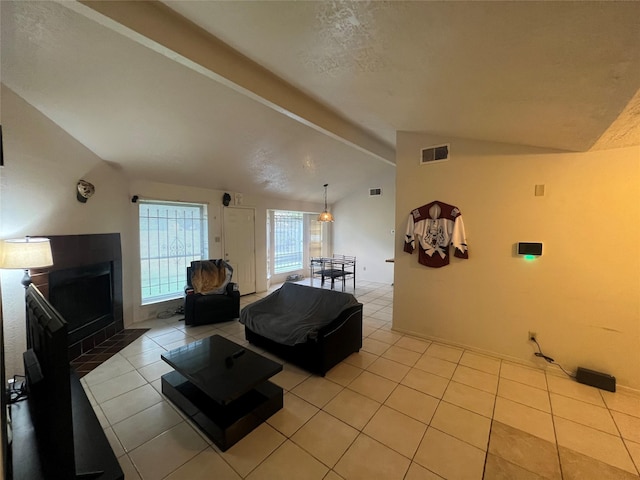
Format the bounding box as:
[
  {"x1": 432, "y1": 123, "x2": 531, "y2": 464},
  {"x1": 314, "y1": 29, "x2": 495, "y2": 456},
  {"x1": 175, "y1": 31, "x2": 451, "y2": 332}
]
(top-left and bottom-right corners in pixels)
[{"x1": 161, "y1": 334, "x2": 283, "y2": 451}]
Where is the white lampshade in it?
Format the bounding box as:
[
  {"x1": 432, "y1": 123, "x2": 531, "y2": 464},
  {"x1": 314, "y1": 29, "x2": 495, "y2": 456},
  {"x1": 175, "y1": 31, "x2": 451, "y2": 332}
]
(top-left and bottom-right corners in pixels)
[{"x1": 0, "y1": 237, "x2": 54, "y2": 269}]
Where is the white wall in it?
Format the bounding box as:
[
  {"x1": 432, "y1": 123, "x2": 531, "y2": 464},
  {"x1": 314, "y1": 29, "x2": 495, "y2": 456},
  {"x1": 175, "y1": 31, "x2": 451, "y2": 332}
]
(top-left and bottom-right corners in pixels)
[
  {"x1": 394, "y1": 131, "x2": 640, "y2": 390},
  {"x1": 332, "y1": 169, "x2": 396, "y2": 285},
  {"x1": 0, "y1": 86, "x2": 133, "y2": 377}
]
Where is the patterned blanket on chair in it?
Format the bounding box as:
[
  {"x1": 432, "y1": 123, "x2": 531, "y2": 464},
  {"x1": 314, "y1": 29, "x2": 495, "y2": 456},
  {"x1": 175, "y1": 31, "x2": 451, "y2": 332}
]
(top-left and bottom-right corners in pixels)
[{"x1": 191, "y1": 260, "x2": 233, "y2": 295}]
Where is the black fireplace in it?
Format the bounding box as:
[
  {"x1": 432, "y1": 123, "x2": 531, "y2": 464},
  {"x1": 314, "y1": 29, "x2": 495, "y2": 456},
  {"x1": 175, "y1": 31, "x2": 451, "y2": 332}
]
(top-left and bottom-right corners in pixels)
[
  {"x1": 49, "y1": 261, "x2": 114, "y2": 347},
  {"x1": 31, "y1": 233, "x2": 125, "y2": 360}
]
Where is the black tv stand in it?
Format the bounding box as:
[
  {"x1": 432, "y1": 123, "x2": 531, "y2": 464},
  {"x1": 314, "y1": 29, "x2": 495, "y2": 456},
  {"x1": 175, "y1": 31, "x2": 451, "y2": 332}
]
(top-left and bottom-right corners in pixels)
[{"x1": 10, "y1": 370, "x2": 123, "y2": 480}]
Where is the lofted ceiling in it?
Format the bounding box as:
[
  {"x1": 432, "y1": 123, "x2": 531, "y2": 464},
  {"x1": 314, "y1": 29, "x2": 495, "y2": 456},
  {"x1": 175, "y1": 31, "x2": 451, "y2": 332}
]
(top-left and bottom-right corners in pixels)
[{"x1": 2, "y1": 1, "x2": 640, "y2": 204}]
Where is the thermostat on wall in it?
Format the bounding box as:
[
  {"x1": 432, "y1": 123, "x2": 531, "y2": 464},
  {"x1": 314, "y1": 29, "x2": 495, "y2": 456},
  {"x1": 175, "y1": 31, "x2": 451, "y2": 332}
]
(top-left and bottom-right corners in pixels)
[{"x1": 517, "y1": 242, "x2": 543, "y2": 256}]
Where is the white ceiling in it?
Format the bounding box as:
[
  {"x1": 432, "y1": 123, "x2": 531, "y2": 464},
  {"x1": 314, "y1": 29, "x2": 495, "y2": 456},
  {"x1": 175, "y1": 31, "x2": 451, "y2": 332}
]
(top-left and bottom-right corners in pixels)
[{"x1": 2, "y1": 1, "x2": 639, "y2": 203}]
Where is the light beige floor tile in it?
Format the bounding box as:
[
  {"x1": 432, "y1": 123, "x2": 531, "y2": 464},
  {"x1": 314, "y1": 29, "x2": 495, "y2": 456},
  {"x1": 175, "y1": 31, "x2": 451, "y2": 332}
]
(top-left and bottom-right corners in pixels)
[
  {"x1": 493, "y1": 396, "x2": 555, "y2": 443},
  {"x1": 500, "y1": 362, "x2": 547, "y2": 390},
  {"x1": 497, "y1": 378, "x2": 550, "y2": 413},
  {"x1": 602, "y1": 390, "x2": 640, "y2": 418},
  {"x1": 344, "y1": 350, "x2": 379, "y2": 369},
  {"x1": 401, "y1": 368, "x2": 450, "y2": 399},
  {"x1": 93, "y1": 404, "x2": 109, "y2": 429},
  {"x1": 459, "y1": 351, "x2": 501, "y2": 375},
  {"x1": 348, "y1": 371, "x2": 397, "y2": 403},
  {"x1": 112, "y1": 401, "x2": 183, "y2": 452},
  {"x1": 119, "y1": 335, "x2": 163, "y2": 357},
  {"x1": 554, "y1": 416, "x2": 636, "y2": 473},
  {"x1": 324, "y1": 471, "x2": 345, "y2": 480},
  {"x1": 612, "y1": 410, "x2": 640, "y2": 443},
  {"x1": 558, "y1": 445, "x2": 640, "y2": 480},
  {"x1": 384, "y1": 384, "x2": 439, "y2": 424},
  {"x1": 363, "y1": 405, "x2": 427, "y2": 458},
  {"x1": 137, "y1": 359, "x2": 174, "y2": 383},
  {"x1": 362, "y1": 337, "x2": 392, "y2": 355},
  {"x1": 362, "y1": 325, "x2": 378, "y2": 337},
  {"x1": 546, "y1": 374, "x2": 605, "y2": 406},
  {"x1": 266, "y1": 392, "x2": 319, "y2": 437},
  {"x1": 625, "y1": 439, "x2": 640, "y2": 472},
  {"x1": 129, "y1": 422, "x2": 208, "y2": 479},
  {"x1": 370, "y1": 310, "x2": 392, "y2": 322},
  {"x1": 125, "y1": 347, "x2": 166, "y2": 369},
  {"x1": 452, "y1": 365, "x2": 499, "y2": 394},
  {"x1": 323, "y1": 388, "x2": 381, "y2": 430},
  {"x1": 151, "y1": 329, "x2": 191, "y2": 347},
  {"x1": 424, "y1": 343, "x2": 464, "y2": 363},
  {"x1": 220, "y1": 423, "x2": 286, "y2": 477},
  {"x1": 334, "y1": 434, "x2": 410, "y2": 480},
  {"x1": 404, "y1": 462, "x2": 443, "y2": 480},
  {"x1": 414, "y1": 355, "x2": 458, "y2": 379},
  {"x1": 488, "y1": 421, "x2": 561, "y2": 480},
  {"x1": 394, "y1": 336, "x2": 430, "y2": 354},
  {"x1": 100, "y1": 384, "x2": 162, "y2": 425},
  {"x1": 84, "y1": 354, "x2": 136, "y2": 387},
  {"x1": 292, "y1": 376, "x2": 343, "y2": 408},
  {"x1": 364, "y1": 317, "x2": 389, "y2": 329},
  {"x1": 550, "y1": 392, "x2": 617, "y2": 434},
  {"x1": 368, "y1": 329, "x2": 403, "y2": 345},
  {"x1": 430, "y1": 401, "x2": 491, "y2": 450},
  {"x1": 117, "y1": 454, "x2": 142, "y2": 480},
  {"x1": 442, "y1": 381, "x2": 495, "y2": 418},
  {"x1": 292, "y1": 411, "x2": 358, "y2": 468},
  {"x1": 382, "y1": 345, "x2": 421, "y2": 366},
  {"x1": 104, "y1": 427, "x2": 125, "y2": 458},
  {"x1": 325, "y1": 362, "x2": 363, "y2": 387},
  {"x1": 164, "y1": 448, "x2": 241, "y2": 480},
  {"x1": 484, "y1": 453, "x2": 546, "y2": 480},
  {"x1": 414, "y1": 428, "x2": 485, "y2": 480},
  {"x1": 90, "y1": 370, "x2": 148, "y2": 403},
  {"x1": 367, "y1": 357, "x2": 411, "y2": 382},
  {"x1": 247, "y1": 440, "x2": 328, "y2": 479},
  {"x1": 271, "y1": 363, "x2": 310, "y2": 391}
]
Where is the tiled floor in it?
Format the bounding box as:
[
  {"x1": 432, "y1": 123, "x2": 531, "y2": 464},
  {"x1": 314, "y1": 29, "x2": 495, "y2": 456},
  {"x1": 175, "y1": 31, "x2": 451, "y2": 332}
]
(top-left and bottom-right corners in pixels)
[
  {"x1": 71, "y1": 328, "x2": 149, "y2": 377},
  {"x1": 81, "y1": 280, "x2": 640, "y2": 480}
]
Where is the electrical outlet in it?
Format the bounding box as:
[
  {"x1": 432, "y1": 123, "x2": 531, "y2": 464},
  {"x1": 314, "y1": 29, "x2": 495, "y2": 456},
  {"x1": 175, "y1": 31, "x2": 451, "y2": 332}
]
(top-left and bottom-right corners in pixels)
[{"x1": 528, "y1": 331, "x2": 537, "y2": 342}]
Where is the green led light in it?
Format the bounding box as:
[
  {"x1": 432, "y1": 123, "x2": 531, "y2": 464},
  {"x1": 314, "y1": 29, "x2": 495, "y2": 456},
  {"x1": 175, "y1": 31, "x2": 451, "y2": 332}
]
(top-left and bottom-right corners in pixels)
[{"x1": 524, "y1": 254, "x2": 537, "y2": 261}]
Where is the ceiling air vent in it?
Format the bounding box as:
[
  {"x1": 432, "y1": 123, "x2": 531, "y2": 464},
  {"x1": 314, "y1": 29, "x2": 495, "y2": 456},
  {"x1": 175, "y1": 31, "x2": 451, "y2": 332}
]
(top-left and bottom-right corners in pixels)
[
  {"x1": 369, "y1": 187, "x2": 382, "y2": 196},
  {"x1": 420, "y1": 143, "x2": 450, "y2": 165}
]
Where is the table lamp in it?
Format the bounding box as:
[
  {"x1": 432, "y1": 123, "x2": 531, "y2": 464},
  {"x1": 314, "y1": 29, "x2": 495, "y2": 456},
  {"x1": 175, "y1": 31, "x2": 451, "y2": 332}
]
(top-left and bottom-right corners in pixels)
[{"x1": 0, "y1": 237, "x2": 54, "y2": 287}]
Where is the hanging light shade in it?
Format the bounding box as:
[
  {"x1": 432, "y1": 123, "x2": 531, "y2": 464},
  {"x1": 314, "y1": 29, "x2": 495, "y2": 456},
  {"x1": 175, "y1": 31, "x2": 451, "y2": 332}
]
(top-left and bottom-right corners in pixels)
[{"x1": 318, "y1": 183, "x2": 334, "y2": 222}]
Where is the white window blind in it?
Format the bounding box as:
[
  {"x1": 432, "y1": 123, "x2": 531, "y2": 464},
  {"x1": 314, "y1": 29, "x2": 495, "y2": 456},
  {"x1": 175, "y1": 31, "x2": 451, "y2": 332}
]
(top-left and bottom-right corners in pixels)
[
  {"x1": 273, "y1": 211, "x2": 304, "y2": 274},
  {"x1": 139, "y1": 200, "x2": 208, "y2": 304}
]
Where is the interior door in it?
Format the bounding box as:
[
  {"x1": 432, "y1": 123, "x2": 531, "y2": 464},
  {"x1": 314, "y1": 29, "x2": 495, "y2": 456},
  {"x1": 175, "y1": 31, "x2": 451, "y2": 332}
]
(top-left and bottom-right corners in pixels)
[{"x1": 223, "y1": 207, "x2": 256, "y2": 295}]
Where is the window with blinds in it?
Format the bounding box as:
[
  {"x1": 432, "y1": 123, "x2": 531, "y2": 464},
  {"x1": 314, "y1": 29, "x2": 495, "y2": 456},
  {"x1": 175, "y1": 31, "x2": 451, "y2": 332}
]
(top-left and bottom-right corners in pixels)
[
  {"x1": 269, "y1": 210, "x2": 325, "y2": 277},
  {"x1": 139, "y1": 200, "x2": 208, "y2": 304}
]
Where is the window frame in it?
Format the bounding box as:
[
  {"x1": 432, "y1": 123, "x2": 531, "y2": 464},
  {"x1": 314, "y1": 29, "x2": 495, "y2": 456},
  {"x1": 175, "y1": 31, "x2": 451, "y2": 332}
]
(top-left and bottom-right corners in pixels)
[{"x1": 138, "y1": 199, "x2": 209, "y2": 305}]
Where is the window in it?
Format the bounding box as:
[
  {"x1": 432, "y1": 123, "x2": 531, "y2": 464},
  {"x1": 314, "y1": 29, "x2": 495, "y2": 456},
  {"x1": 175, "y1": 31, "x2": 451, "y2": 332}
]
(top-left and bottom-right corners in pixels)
[
  {"x1": 139, "y1": 200, "x2": 208, "y2": 304},
  {"x1": 268, "y1": 210, "x2": 326, "y2": 277}
]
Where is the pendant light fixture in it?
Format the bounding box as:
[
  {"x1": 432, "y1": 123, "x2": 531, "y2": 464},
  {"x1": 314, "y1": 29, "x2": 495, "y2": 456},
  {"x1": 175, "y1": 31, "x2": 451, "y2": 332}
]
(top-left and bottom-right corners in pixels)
[{"x1": 318, "y1": 183, "x2": 334, "y2": 222}]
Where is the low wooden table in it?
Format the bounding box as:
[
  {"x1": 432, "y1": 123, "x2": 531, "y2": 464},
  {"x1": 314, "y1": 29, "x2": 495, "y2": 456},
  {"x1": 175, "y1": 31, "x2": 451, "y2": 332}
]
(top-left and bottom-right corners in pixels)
[{"x1": 161, "y1": 335, "x2": 283, "y2": 451}]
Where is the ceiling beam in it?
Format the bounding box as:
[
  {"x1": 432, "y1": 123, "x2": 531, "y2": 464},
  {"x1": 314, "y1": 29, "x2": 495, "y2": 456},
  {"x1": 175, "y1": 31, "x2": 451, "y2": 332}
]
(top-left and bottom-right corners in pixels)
[{"x1": 65, "y1": 0, "x2": 395, "y2": 165}]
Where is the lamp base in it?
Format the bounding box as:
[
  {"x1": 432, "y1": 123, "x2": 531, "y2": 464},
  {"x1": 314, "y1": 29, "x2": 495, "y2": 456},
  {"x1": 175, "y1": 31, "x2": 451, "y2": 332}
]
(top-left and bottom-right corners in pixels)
[{"x1": 21, "y1": 269, "x2": 32, "y2": 288}]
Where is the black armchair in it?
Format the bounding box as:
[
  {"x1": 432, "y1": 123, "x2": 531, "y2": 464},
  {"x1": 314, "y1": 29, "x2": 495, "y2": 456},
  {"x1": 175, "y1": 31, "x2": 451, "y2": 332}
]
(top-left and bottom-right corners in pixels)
[{"x1": 184, "y1": 260, "x2": 241, "y2": 326}]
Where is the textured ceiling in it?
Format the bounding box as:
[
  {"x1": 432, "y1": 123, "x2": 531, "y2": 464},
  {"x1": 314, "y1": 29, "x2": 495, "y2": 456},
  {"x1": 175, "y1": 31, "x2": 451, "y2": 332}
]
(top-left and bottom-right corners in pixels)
[{"x1": 2, "y1": 1, "x2": 639, "y2": 204}]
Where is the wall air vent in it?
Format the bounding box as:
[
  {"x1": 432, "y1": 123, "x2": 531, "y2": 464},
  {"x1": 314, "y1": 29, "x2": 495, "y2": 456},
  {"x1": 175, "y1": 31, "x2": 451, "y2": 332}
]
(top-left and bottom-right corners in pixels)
[
  {"x1": 420, "y1": 143, "x2": 450, "y2": 165},
  {"x1": 369, "y1": 187, "x2": 382, "y2": 196}
]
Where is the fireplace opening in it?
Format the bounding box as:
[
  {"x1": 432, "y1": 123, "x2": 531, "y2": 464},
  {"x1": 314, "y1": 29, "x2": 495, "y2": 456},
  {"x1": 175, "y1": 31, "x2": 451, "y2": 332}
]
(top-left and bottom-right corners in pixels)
[{"x1": 49, "y1": 261, "x2": 114, "y2": 347}]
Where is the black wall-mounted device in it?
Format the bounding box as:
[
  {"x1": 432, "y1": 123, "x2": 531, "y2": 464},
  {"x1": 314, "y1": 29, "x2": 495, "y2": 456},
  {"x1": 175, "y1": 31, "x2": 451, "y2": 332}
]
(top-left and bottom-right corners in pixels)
[
  {"x1": 518, "y1": 242, "x2": 543, "y2": 256},
  {"x1": 576, "y1": 367, "x2": 616, "y2": 392}
]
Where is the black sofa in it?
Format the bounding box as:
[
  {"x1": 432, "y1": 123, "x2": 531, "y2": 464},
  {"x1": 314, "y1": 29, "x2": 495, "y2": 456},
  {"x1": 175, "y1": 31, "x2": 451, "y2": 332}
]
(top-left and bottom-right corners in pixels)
[{"x1": 240, "y1": 283, "x2": 363, "y2": 375}]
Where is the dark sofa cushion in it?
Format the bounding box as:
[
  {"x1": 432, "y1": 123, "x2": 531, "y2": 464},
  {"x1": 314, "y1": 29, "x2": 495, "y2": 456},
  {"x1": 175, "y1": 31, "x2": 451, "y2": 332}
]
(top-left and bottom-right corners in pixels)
[{"x1": 239, "y1": 283, "x2": 360, "y2": 346}]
